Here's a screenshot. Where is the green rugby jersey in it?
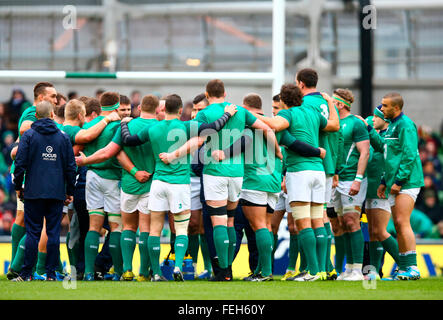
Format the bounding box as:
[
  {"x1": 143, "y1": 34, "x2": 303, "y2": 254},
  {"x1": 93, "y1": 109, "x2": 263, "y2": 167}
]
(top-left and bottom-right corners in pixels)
[
  {"x1": 112, "y1": 118, "x2": 158, "y2": 194},
  {"x1": 242, "y1": 129, "x2": 295, "y2": 193},
  {"x1": 302, "y1": 93, "x2": 339, "y2": 175},
  {"x1": 365, "y1": 116, "x2": 387, "y2": 199},
  {"x1": 83, "y1": 116, "x2": 121, "y2": 181},
  {"x1": 277, "y1": 106, "x2": 327, "y2": 173},
  {"x1": 61, "y1": 124, "x2": 82, "y2": 146},
  {"x1": 10, "y1": 106, "x2": 37, "y2": 175},
  {"x1": 195, "y1": 102, "x2": 257, "y2": 178},
  {"x1": 368, "y1": 112, "x2": 424, "y2": 197},
  {"x1": 337, "y1": 114, "x2": 369, "y2": 181},
  {"x1": 137, "y1": 118, "x2": 195, "y2": 185}
]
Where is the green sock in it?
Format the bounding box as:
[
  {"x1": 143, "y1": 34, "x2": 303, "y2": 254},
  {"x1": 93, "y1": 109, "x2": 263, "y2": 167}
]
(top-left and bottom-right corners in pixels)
[
  {"x1": 299, "y1": 228, "x2": 319, "y2": 275},
  {"x1": 36, "y1": 252, "x2": 47, "y2": 275},
  {"x1": 148, "y1": 236, "x2": 162, "y2": 276},
  {"x1": 121, "y1": 230, "x2": 136, "y2": 272},
  {"x1": 287, "y1": 234, "x2": 299, "y2": 271},
  {"x1": 299, "y1": 241, "x2": 307, "y2": 272},
  {"x1": 272, "y1": 233, "x2": 278, "y2": 267},
  {"x1": 139, "y1": 232, "x2": 150, "y2": 276},
  {"x1": 11, "y1": 223, "x2": 26, "y2": 263},
  {"x1": 369, "y1": 241, "x2": 384, "y2": 272},
  {"x1": 11, "y1": 234, "x2": 26, "y2": 272},
  {"x1": 227, "y1": 227, "x2": 237, "y2": 266},
  {"x1": 213, "y1": 225, "x2": 229, "y2": 269},
  {"x1": 349, "y1": 229, "x2": 364, "y2": 265},
  {"x1": 399, "y1": 251, "x2": 417, "y2": 270},
  {"x1": 334, "y1": 234, "x2": 346, "y2": 273},
  {"x1": 109, "y1": 231, "x2": 123, "y2": 276},
  {"x1": 343, "y1": 232, "x2": 354, "y2": 265},
  {"x1": 188, "y1": 234, "x2": 200, "y2": 264},
  {"x1": 174, "y1": 235, "x2": 189, "y2": 271},
  {"x1": 314, "y1": 227, "x2": 328, "y2": 273},
  {"x1": 406, "y1": 251, "x2": 417, "y2": 267},
  {"x1": 199, "y1": 234, "x2": 212, "y2": 272},
  {"x1": 84, "y1": 231, "x2": 100, "y2": 275},
  {"x1": 324, "y1": 222, "x2": 334, "y2": 272},
  {"x1": 381, "y1": 235, "x2": 400, "y2": 266},
  {"x1": 255, "y1": 228, "x2": 273, "y2": 277}
]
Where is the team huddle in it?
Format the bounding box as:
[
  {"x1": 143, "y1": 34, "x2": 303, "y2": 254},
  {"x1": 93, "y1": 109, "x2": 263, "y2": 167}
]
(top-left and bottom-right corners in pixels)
[{"x1": 6, "y1": 67, "x2": 424, "y2": 282}]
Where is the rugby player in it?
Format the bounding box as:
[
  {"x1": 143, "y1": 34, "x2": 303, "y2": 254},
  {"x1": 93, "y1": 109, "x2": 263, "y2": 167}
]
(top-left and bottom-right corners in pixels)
[
  {"x1": 253, "y1": 81, "x2": 339, "y2": 281},
  {"x1": 192, "y1": 79, "x2": 280, "y2": 281},
  {"x1": 330, "y1": 88, "x2": 370, "y2": 281},
  {"x1": 357, "y1": 93, "x2": 424, "y2": 280}
]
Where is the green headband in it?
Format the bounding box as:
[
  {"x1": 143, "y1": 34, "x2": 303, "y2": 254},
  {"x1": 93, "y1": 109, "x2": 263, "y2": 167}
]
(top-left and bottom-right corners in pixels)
[
  {"x1": 374, "y1": 107, "x2": 389, "y2": 123},
  {"x1": 333, "y1": 96, "x2": 352, "y2": 108},
  {"x1": 101, "y1": 102, "x2": 120, "y2": 111}
]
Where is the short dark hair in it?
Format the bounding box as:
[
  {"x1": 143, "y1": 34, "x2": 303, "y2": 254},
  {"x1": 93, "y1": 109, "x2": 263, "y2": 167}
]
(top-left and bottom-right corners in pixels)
[
  {"x1": 85, "y1": 98, "x2": 101, "y2": 116},
  {"x1": 243, "y1": 93, "x2": 262, "y2": 110},
  {"x1": 280, "y1": 84, "x2": 303, "y2": 107},
  {"x1": 193, "y1": 93, "x2": 209, "y2": 106},
  {"x1": 206, "y1": 79, "x2": 225, "y2": 98},
  {"x1": 165, "y1": 94, "x2": 183, "y2": 114},
  {"x1": 33, "y1": 82, "x2": 54, "y2": 100},
  {"x1": 119, "y1": 94, "x2": 131, "y2": 106},
  {"x1": 141, "y1": 94, "x2": 159, "y2": 113},
  {"x1": 296, "y1": 68, "x2": 318, "y2": 88},
  {"x1": 56, "y1": 93, "x2": 67, "y2": 105},
  {"x1": 383, "y1": 92, "x2": 404, "y2": 110},
  {"x1": 100, "y1": 91, "x2": 120, "y2": 108},
  {"x1": 272, "y1": 94, "x2": 280, "y2": 102},
  {"x1": 54, "y1": 104, "x2": 65, "y2": 118},
  {"x1": 95, "y1": 88, "x2": 105, "y2": 95},
  {"x1": 68, "y1": 91, "x2": 78, "y2": 100}
]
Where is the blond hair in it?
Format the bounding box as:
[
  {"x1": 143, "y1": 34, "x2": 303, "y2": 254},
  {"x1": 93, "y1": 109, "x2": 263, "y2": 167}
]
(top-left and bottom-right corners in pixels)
[{"x1": 65, "y1": 99, "x2": 86, "y2": 121}]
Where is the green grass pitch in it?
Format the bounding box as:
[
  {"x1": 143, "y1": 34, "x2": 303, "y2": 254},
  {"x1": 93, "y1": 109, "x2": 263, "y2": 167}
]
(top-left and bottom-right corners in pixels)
[{"x1": 1, "y1": 275, "x2": 442, "y2": 300}]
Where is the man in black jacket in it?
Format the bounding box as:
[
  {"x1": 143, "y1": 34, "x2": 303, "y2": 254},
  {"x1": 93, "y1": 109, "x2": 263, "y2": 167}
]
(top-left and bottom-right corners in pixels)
[{"x1": 13, "y1": 101, "x2": 76, "y2": 281}]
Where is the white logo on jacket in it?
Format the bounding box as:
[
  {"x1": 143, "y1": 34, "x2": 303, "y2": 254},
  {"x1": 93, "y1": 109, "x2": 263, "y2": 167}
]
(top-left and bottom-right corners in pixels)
[{"x1": 42, "y1": 145, "x2": 57, "y2": 161}]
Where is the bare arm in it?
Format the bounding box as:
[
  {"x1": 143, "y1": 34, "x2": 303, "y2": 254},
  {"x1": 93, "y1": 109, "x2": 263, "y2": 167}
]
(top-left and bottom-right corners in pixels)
[
  {"x1": 76, "y1": 142, "x2": 121, "y2": 166},
  {"x1": 251, "y1": 113, "x2": 290, "y2": 132},
  {"x1": 321, "y1": 93, "x2": 340, "y2": 132},
  {"x1": 75, "y1": 112, "x2": 120, "y2": 144},
  {"x1": 159, "y1": 136, "x2": 205, "y2": 164},
  {"x1": 116, "y1": 150, "x2": 151, "y2": 183},
  {"x1": 348, "y1": 139, "x2": 370, "y2": 196},
  {"x1": 19, "y1": 120, "x2": 33, "y2": 137}
]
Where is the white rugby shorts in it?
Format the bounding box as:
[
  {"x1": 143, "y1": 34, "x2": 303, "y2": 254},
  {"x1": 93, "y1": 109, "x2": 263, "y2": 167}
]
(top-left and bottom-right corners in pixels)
[
  {"x1": 190, "y1": 176, "x2": 202, "y2": 211},
  {"x1": 332, "y1": 178, "x2": 368, "y2": 209},
  {"x1": 203, "y1": 174, "x2": 243, "y2": 202},
  {"x1": 388, "y1": 188, "x2": 421, "y2": 207},
  {"x1": 285, "y1": 170, "x2": 326, "y2": 204},
  {"x1": 149, "y1": 180, "x2": 190, "y2": 214},
  {"x1": 365, "y1": 198, "x2": 391, "y2": 212},
  {"x1": 275, "y1": 192, "x2": 291, "y2": 212},
  {"x1": 121, "y1": 190, "x2": 150, "y2": 214},
  {"x1": 240, "y1": 189, "x2": 280, "y2": 210},
  {"x1": 85, "y1": 170, "x2": 121, "y2": 214}
]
